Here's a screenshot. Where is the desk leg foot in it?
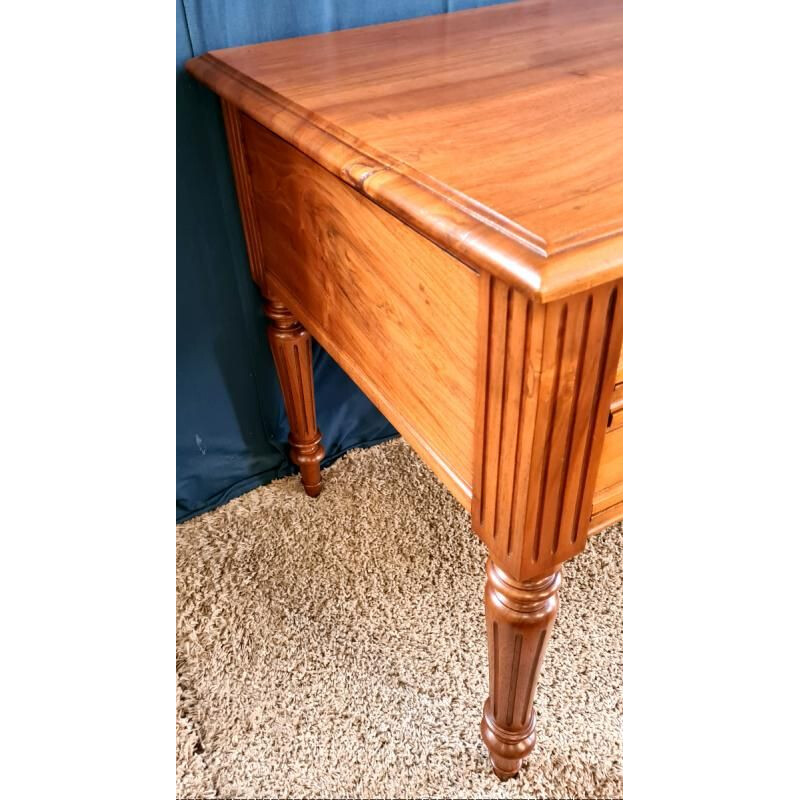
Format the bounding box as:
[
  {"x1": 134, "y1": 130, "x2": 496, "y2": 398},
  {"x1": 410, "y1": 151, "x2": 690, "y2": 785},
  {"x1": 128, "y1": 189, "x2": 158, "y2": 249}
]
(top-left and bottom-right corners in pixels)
[
  {"x1": 481, "y1": 560, "x2": 560, "y2": 779},
  {"x1": 264, "y1": 298, "x2": 325, "y2": 497}
]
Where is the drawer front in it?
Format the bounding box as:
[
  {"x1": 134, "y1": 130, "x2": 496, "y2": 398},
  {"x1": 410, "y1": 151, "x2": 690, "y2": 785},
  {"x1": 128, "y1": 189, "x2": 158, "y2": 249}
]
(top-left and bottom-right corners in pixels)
[
  {"x1": 241, "y1": 115, "x2": 480, "y2": 505},
  {"x1": 594, "y1": 425, "x2": 622, "y2": 510},
  {"x1": 590, "y1": 373, "x2": 623, "y2": 532}
]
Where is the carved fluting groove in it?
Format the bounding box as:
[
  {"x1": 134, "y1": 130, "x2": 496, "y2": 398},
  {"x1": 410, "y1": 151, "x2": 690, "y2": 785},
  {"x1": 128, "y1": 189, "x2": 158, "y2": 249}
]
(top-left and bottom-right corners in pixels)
[
  {"x1": 481, "y1": 560, "x2": 561, "y2": 779},
  {"x1": 472, "y1": 275, "x2": 623, "y2": 580},
  {"x1": 221, "y1": 100, "x2": 267, "y2": 285},
  {"x1": 264, "y1": 299, "x2": 325, "y2": 497}
]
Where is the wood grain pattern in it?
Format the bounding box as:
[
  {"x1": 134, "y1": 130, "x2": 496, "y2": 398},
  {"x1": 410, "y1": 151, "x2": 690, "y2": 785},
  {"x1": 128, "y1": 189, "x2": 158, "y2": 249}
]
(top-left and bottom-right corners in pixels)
[
  {"x1": 472, "y1": 276, "x2": 622, "y2": 581},
  {"x1": 481, "y1": 560, "x2": 561, "y2": 779},
  {"x1": 191, "y1": 4, "x2": 623, "y2": 780},
  {"x1": 241, "y1": 116, "x2": 479, "y2": 506},
  {"x1": 186, "y1": 0, "x2": 622, "y2": 302}
]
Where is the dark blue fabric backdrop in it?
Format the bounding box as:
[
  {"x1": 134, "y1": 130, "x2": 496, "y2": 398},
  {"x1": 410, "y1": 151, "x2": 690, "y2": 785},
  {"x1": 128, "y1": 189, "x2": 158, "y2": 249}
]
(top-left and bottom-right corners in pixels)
[{"x1": 176, "y1": 0, "x2": 502, "y2": 522}]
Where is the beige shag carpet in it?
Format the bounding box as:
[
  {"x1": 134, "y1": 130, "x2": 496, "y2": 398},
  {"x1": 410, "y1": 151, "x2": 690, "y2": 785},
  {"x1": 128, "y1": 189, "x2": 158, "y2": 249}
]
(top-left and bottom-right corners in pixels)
[{"x1": 177, "y1": 439, "x2": 622, "y2": 799}]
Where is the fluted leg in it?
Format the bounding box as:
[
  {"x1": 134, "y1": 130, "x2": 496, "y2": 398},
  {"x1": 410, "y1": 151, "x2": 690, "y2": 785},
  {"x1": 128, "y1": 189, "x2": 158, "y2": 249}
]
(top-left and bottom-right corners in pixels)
[
  {"x1": 481, "y1": 560, "x2": 561, "y2": 779},
  {"x1": 264, "y1": 298, "x2": 325, "y2": 496}
]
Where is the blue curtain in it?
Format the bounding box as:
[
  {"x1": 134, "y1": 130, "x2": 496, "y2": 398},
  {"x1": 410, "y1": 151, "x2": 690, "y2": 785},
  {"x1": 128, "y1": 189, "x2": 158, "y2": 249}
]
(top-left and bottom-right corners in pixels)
[{"x1": 176, "y1": 0, "x2": 503, "y2": 522}]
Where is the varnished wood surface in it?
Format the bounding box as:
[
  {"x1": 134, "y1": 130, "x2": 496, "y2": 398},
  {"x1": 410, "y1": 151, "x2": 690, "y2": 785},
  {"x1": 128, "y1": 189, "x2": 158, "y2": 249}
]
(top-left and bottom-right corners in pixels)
[
  {"x1": 587, "y1": 501, "x2": 622, "y2": 536},
  {"x1": 590, "y1": 363, "x2": 622, "y2": 529},
  {"x1": 482, "y1": 561, "x2": 560, "y2": 778},
  {"x1": 592, "y1": 480, "x2": 622, "y2": 516},
  {"x1": 472, "y1": 277, "x2": 622, "y2": 581},
  {"x1": 263, "y1": 299, "x2": 325, "y2": 497},
  {"x1": 241, "y1": 116, "x2": 480, "y2": 506},
  {"x1": 194, "y1": 9, "x2": 623, "y2": 779},
  {"x1": 186, "y1": 0, "x2": 622, "y2": 301},
  {"x1": 594, "y1": 424, "x2": 622, "y2": 503},
  {"x1": 609, "y1": 383, "x2": 623, "y2": 417}
]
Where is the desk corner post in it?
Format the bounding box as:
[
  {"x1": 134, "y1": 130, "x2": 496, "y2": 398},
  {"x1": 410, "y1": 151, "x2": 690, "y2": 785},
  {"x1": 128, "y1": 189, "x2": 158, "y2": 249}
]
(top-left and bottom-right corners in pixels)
[
  {"x1": 221, "y1": 98, "x2": 326, "y2": 497},
  {"x1": 471, "y1": 274, "x2": 623, "y2": 777},
  {"x1": 264, "y1": 297, "x2": 325, "y2": 497}
]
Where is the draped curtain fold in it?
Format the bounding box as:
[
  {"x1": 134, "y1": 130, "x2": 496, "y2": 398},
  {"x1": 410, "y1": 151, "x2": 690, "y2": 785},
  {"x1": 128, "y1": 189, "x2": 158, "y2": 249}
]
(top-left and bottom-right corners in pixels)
[{"x1": 176, "y1": 0, "x2": 502, "y2": 521}]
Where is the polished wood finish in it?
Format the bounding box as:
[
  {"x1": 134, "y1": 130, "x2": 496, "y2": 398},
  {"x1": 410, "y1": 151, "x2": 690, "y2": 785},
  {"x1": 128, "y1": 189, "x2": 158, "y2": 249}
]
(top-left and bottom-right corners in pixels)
[
  {"x1": 482, "y1": 561, "x2": 561, "y2": 779},
  {"x1": 220, "y1": 99, "x2": 265, "y2": 282},
  {"x1": 264, "y1": 299, "x2": 325, "y2": 497},
  {"x1": 241, "y1": 119, "x2": 479, "y2": 505},
  {"x1": 471, "y1": 271, "x2": 622, "y2": 774},
  {"x1": 188, "y1": 0, "x2": 622, "y2": 302},
  {"x1": 472, "y1": 276, "x2": 622, "y2": 581},
  {"x1": 587, "y1": 501, "x2": 622, "y2": 536},
  {"x1": 596, "y1": 425, "x2": 622, "y2": 498},
  {"x1": 187, "y1": 0, "x2": 622, "y2": 779},
  {"x1": 221, "y1": 99, "x2": 324, "y2": 499},
  {"x1": 589, "y1": 362, "x2": 623, "y2": 530}
]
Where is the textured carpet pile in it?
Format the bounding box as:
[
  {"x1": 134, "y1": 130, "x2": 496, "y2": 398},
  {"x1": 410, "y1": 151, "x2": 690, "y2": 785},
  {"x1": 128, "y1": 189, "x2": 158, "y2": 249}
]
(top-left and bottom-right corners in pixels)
[{"x1": 176, "y1": 439, "x2": 622, "y2": 799}]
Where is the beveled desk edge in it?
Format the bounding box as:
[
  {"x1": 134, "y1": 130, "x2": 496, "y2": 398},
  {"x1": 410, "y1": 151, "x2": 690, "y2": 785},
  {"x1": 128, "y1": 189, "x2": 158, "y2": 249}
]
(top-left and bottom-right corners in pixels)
[{"x1": 186, "y1": 52, "x2": 622, "y2": 303}]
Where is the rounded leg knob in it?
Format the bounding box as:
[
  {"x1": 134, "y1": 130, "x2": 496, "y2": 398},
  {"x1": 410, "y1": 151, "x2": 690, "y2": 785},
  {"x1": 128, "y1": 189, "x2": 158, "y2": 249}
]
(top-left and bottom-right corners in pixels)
[
  {"x1": 481, "y1": 700, "x2": 537, "y2": 779},
  {"x1": 289, "y1": 431, "x2": 324, "y2": 497}
]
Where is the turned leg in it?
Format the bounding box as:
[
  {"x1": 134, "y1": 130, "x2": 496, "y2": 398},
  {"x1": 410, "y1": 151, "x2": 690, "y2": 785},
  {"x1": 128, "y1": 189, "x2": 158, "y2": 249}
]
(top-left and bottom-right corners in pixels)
[
  {"x1": 481, "y1": 560, "x2": 561, "y2": 779},
  {"x1": 471, "y1": 278, "x2": 622, "y2": 778},
  {"x1": 263, "y1": 298, "x2": 325, "y2": 496}
]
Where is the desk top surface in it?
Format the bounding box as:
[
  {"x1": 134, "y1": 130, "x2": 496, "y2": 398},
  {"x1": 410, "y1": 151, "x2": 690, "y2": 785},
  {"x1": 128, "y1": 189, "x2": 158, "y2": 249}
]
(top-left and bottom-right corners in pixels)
[{"x1": 188, "y1": 0, "x2": 622, "y2": 301}]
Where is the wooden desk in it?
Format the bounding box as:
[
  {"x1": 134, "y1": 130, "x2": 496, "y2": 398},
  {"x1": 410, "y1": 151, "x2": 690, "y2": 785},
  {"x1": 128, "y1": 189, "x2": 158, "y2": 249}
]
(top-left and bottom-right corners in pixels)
[{"x1": 187, "y1": 0, "x2": 622, "y2": 780}]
